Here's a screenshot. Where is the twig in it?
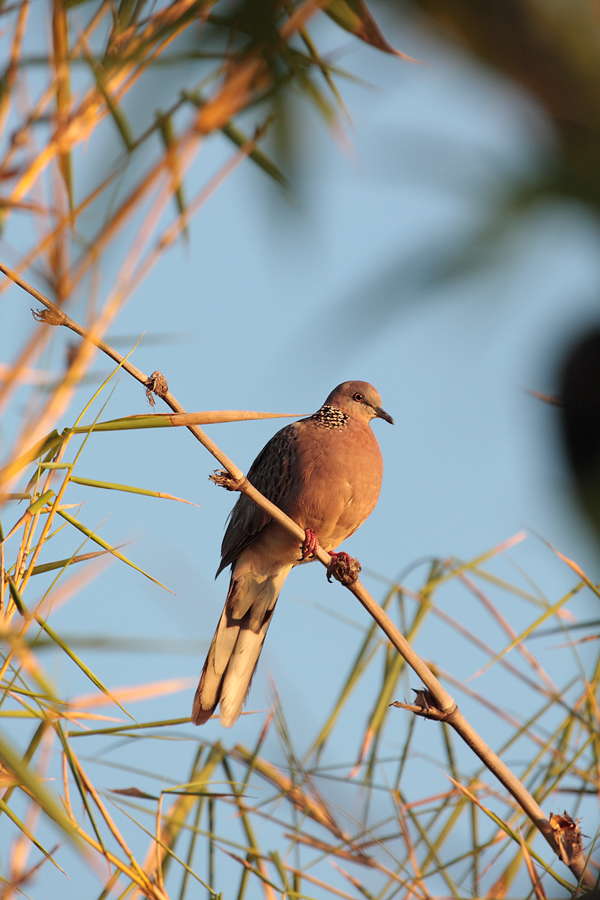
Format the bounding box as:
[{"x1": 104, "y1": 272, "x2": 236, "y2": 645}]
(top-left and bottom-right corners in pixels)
[{"x1": 2, "y1": 263, "x2": 594, "y2": 890}]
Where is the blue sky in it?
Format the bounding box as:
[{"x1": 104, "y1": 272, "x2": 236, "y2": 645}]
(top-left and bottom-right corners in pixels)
[{"x1": 2, "y1": 4, "x2": 600, "y2": 896}]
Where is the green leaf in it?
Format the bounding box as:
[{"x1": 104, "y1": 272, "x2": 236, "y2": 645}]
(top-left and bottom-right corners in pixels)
[
  {"x1": 0, "y1": 727, "x2": 78, "y2": 840},
  {"x1": 68, "y1": 409, "x2": 300, "y2": 434},
  {"x1": 70, "y1": 476, "x2": 198, "y2": 505},
  {"x1": 57, "y1": 510, "x2": 174, "y2": 593},
  {"x1": 83, "y1": 51, "x2": 134, "y2": 151},
  {"x1": 8, "y1": 578, "x2": 135, "y2": 721},
  {"x1": 326, "y1": 0, "x2": 418, "y2": 60},
  {"x1": 27, "y1": 490, "x2": 56, "y2": 515},
  {"x1": 54, "y1": 722, "x2": 107, "y2": 853},
  {"x1": 0, "y1": 796, "x2": 66, "y2": 872},
  {"x1": 30, "y1": 548, "x2": 115, "y2": 576},
  {"x1": 0, "y1": 430, "x2": 64, "y2": 486},
  {"x1": 117, "y1": 0, "x2": 137, "y2": 29},
  {"x1": 445, "y1": 775, "x2": 575, "y2": 891},
  {"x1": 157, "y1": 112, "x2": 189, "y2": 240},
  {"x1": 182, "y1": 89, "x2": 287, "y2": 186},
  {"x1": 67, "y1": 716, "x2": 190, "y2": 738}
]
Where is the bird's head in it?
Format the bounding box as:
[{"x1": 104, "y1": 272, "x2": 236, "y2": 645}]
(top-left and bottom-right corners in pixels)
[{"x1": 324, "y1": 381, "x2": 394, "y2": 425}]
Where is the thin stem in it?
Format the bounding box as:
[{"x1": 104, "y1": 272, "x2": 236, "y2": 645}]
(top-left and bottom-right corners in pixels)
[{"x1": 1, "y1": 262, "x2": 594, "y2": 890}]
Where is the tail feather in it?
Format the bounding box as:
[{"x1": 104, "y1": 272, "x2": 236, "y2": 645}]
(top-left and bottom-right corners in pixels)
[
  {"x1": 191, "y1": 609, "x2": 240, "y2": 725},
  {"x1": 191, "y1": 565, "x2": 291, "y2": 727},
  {"x1": 219, "y1": 622, "x2": 271, "y2": 727}
]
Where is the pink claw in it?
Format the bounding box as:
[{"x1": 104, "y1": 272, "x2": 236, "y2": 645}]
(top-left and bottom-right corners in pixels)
[{"x1": 300, "y1": 529, "x2": 319, "y2": 561}]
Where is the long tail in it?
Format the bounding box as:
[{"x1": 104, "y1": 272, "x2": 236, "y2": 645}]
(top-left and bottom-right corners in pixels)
[{"x1": 192, "y1": 566, "x2": 290, "y2": 727}]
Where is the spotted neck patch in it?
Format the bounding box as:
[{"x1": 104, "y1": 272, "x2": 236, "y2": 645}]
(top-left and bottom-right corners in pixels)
[{"x1": 311, "y1": 405, "x2": 349, "y2": 429}]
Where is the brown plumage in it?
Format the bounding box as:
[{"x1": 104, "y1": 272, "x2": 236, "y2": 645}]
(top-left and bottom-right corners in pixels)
[{"x1": 191, "y1": 381, "x2": 393, "y2": 727}]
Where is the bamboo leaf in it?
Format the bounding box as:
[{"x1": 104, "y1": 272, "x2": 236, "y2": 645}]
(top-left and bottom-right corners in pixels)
[
  {"x1": 0, "y1": 727, "x2": 78, "y2": 840},
  {"x1": 56, "y1": 509, "x2": 173, "y2": 592},
  {"x1": 8, "y1": 578, "x2": 135, "y2": 720},
  {"x1": 476, "y1": 583, "x2": 586, "y2": 675},
  {"x1": 518, "y1": 827, "x2": 547, "y2": 900},
  {"x1": 54, "y1": 722, "x2": 107, "y2": 852},
  {"x1": 52, "y1": 0, "x2": 74, "y2": 214},
  {"x1": 30, "y1": 548, "x2": 115, "y2": 575},
  {"x1": 325, "y1": 0, "x2": 419, "y2": 61},
  {"x1": 444, "y1": 775, "x2": 575, "y2": 891},
  {"x1": 0, "y1": 431, "x2": 64, "y2": 487},
  {"x1": 129, "y1": 744, "x2": 226, "y2": 892},
  {"x1": 232, "y1": 745, "x2": 345, "y2": 839},
  {"x1": 28, "y1": 490, "x2": 56, "y2": 515},
  {"x1": 157, "y1": 112, "x2": 188, "y2": 239},
  {"x1": 221, "y1": 121, "x2": 287, "y2": 185},
  {"x1": 109, "y1": 786, "x2": 158, "y2": 800},
  {"x1": 68, "y1": 409, "x2": 303, "y2": 434},
  {"x1": 0, "y1": 796, "x2": 66, "y2": 872},
  {"x1": 82, "y1": 46, "x2": 134, "y2": 151},
  {"x1": 70, "y1": 476, "x2": 199, "y2": 505},
  {"x1": 67, "y1": 716, "x2": 190, "y2": 738},
  {"x1": 117, "y1": 0, "x2": 137, "y2": 30},
  {"x1": 107, "y1": 796, "x2": 220, "y2": 895}
]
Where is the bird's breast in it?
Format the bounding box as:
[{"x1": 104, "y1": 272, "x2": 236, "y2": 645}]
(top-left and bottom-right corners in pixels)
[{"x1": 280, "y1": 420, "x2": 384, "y2": 551}]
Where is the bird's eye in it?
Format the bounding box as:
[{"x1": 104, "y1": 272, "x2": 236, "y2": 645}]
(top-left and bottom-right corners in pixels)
[{"x1": 353, "y1": 392, "x2": 364, "y2": 402}]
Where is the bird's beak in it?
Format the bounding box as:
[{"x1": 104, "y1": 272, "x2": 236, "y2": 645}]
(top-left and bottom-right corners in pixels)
[{"x1": 374, "y1": 406, "x2": 394, "y2": 425}]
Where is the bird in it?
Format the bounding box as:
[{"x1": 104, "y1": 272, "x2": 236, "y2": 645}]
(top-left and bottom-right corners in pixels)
[{"x1": 191, "y1": 381, "x2": 393, "y2": 727}]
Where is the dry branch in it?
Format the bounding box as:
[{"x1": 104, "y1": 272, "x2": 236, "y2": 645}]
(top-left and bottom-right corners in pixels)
[{"x1": 1, "y1": 264, "x2": 594, "y2": 891}]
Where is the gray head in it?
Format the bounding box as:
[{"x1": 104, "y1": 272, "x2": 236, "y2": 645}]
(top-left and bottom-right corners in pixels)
[{"x1": 323, "y1": 381, "x2": 394, "y2": 425}]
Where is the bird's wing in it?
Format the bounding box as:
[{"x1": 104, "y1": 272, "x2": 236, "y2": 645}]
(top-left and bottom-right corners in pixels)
[{"x1": 217, "y1": 421, "x2": 301, "y2": 575}]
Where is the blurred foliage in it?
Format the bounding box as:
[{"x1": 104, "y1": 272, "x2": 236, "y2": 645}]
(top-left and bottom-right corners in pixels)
[
  {"x1": 328, "y1": 0, "x2": 600, "y2": 335},
  {"x1": 0, "y1": 0, "x2": 409, "y2": 310},
  {"x1": 559, "y1": 328, "x2": 600, "y2": 536},
  {"x1": 1, "y1": 0, "x2": 600, "y2": 897},
  {"x1": 407, "y1": 0, "x2": 600, "y2": 207},
  {"x1": 401, "y1": 0, "x2": 600, "y2": 553},
  {"x1": 0, "y1": 0, "x2": 411, "y2": 488}
]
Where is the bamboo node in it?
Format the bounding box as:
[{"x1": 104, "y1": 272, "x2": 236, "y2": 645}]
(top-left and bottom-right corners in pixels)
[
  {"x1": 209, "y1": 469, "x2": 247, "y2": 492},
  {"x1": 32, "y1": 306, "x2": 66, "y2": 326},
  {"x1": 549, "y1": 811, "x2": 583, "y2": 866},
  {"x1": 390, "y1": 690, "x2": 457, "y2": 722},
  {"x1": 145, "y1": 371, "x2": 169, "y2": 406}
]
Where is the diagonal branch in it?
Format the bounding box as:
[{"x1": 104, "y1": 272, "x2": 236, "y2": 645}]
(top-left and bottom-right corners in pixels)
[{"x1": 0, "y1": 261, "x2": 593, "y2": 891}]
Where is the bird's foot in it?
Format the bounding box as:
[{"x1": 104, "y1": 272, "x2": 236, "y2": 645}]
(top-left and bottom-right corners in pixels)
[
  {"x1": 299, "y1": 529, "x2": 319, "y2": 561},
  {"x1": 327, "y1": 551, "x2": 361, "y2": 585}
]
